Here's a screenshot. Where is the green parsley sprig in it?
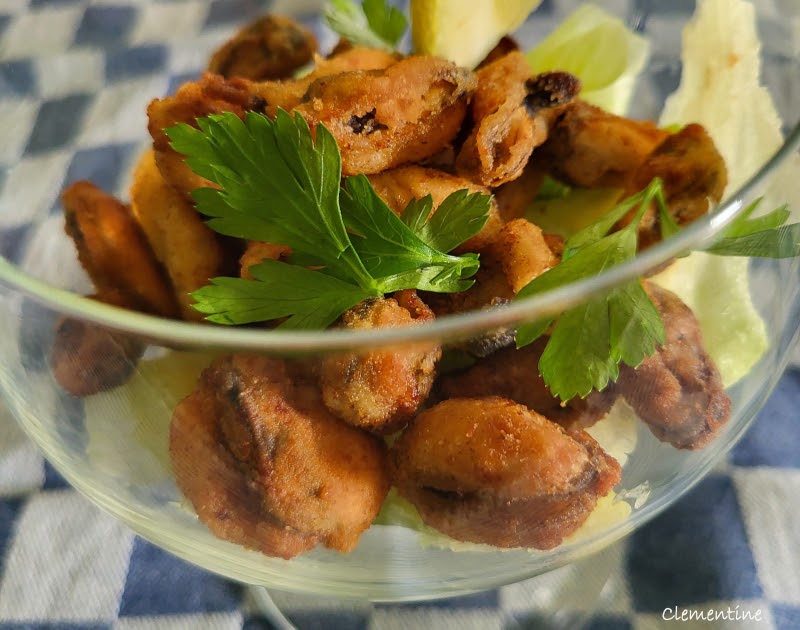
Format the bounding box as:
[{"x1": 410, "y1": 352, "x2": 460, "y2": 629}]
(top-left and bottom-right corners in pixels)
[
  {"x1": 166, "y1": 110, "x2": 490, "y2": 329},
  {"x1": 516, "y1": 177, "x2": 800, "y2": 401},
  {"x1": 324, "y1": 0, "x2": 408, "y2": 52},
  {"x1": 515, "y1": 179, "x2": 667, "y2": 401},
  {"x1": 704, "y1": 200, "x2": 800, "y2": 258}
]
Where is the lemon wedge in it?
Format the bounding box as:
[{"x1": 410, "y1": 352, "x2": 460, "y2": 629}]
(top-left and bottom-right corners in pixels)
[{"x1": 410, "y1": 0, "x2": 543, "y2": 68}]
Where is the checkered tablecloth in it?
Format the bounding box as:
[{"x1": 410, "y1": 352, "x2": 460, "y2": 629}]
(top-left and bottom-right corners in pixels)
[{"x1": 1, "y1": 0, "x2": 799, "y2": 628}]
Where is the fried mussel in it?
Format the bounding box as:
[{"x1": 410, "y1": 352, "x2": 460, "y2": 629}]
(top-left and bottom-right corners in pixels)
[
  {"x1": 53, "y1": 12, "x2": 733, "y2": 558},
  {"x1": 392, "y1": 397, "x2": 621, "y2": 549},
  {"x1": 170, "y1": 354, "x2": 390, "y2": 558}
]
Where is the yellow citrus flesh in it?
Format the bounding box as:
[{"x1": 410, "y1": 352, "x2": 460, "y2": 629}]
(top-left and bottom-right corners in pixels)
[{"x1": 410, "y1": 0, "x2": 543, "y2": 68}]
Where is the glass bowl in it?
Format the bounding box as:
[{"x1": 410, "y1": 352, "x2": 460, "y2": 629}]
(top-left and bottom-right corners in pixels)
[{"x1": 1, "y1": 0, "x2": 798, "y2": 602}]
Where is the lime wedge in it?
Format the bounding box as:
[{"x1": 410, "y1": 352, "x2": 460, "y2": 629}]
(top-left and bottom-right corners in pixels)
[
  {"x1": 526, "y1": 4, "x2": 650, "y2": 115},
  {"x1": 411, "y1": 0, "x2": 543, "y2": 68}
]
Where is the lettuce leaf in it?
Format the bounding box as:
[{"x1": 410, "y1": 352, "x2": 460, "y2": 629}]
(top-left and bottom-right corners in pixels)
[{"x1": 654, "y1": 0, "x2": 800, "y2": 386}]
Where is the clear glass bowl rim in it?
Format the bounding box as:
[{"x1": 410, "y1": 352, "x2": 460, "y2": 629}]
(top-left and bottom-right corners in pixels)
[{"x1": 1, "y1": 102, "x2": 799, "y2": 354}]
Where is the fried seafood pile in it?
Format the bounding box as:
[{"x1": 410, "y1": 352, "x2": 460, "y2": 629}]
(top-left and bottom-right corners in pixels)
[{"x1": 54, "y1": 14, "x2": 732, "y2": 558}]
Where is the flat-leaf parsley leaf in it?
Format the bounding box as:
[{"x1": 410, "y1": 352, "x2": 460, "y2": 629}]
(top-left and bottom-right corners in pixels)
[
  {"x1": 515, "y1": 179, "x2": 668, "y2": 401},
  {"x1": 515, "y1": 176, "x2": 799, "y2": 401},
  {"x1": 706, "y1": 199, "x2": 800, "y2": 258},
  {"x1": 166, "y1": 110, "x2": 490, "y2": 329},
  {"x1": 324, "y1": 0, "x2": 408, "y2": 52}
]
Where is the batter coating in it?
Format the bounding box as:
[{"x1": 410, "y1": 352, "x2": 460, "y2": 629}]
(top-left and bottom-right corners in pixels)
[
  {"x1": 170, "y1": 354, "x2": 390, "y2": 557},
  {"x1": 391, "y1": 397, "x2": 621, "y2": 549},
  {"x1": 437, "y1": 339, "x2": 617, "y2": 431},
  {"x1": 616, "y1": 282, "x2": 731, "y2": 449},
  {"x1": 208, "y1": 14, "x2": 318, "y2": 81},
  {"x1": 317, "y1": 291, "x2": 441, "y2": 434}
]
